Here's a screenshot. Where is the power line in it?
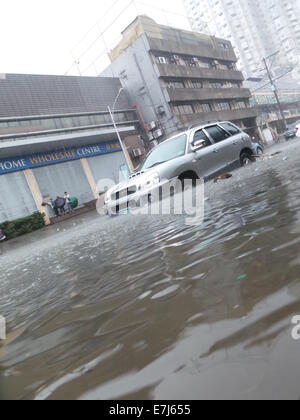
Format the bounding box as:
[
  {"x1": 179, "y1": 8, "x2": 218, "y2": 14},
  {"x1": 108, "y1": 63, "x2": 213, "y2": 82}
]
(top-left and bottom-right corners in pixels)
[
  {"x1": 65, "y1": 0, "x2": 133, "y2": 75},
  {"x1": 76, "y1": 0, "x2": 134, "y2": 63},
  {"x1": 71, "y1": 0, "x2": 122, "y2": 53},
  {"x1": 251, "y1": 68, "x2": 295, "y2": 93},
  {"x1": 263, "y1": 54, "x2": 287, "y2": 130},
  {"x1": 65, "y1": 0, "x2": 192, "y2": 76}
]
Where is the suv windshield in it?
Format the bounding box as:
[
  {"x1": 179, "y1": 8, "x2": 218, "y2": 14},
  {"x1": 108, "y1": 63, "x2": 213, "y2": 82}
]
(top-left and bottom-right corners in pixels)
[{"x1": 141, "y1": 134, "x2": 187, "y2": 170}]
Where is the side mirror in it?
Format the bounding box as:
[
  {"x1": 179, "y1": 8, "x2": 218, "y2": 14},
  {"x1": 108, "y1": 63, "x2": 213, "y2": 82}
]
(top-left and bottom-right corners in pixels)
[{"x1": 192, "y1": 140, "x2": 206, "y2": 151}]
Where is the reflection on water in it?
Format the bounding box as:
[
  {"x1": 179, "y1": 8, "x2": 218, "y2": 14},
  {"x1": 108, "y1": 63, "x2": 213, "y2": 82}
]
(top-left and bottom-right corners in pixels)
[{"x1": 1, "y1": 143, "x2": 300, "y2": 400}]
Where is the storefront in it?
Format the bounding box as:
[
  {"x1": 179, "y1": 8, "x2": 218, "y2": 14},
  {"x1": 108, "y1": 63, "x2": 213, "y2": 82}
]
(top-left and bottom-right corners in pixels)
[{"x1": 0, "y1": 127, "x2": 135, "y2": 224}]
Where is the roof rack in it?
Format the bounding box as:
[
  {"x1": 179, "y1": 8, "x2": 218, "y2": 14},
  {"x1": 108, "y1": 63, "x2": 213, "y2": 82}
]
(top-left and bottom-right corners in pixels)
[{"x1": 188, "y1": 121, "x2": 220, "y2": 130}]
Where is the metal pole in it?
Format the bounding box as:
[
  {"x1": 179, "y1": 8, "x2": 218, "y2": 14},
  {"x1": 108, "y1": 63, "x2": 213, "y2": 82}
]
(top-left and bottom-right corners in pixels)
[
  {"x1": 263, "y1": 57, "x2": 287, "y2": 131},
  {"x1": 108, "y1": 105, "x2": 132, "y2": 173}
]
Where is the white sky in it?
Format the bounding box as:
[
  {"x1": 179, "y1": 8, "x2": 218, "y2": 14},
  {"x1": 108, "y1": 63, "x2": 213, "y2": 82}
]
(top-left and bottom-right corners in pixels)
[{"x1": 0, "y1": 0, "x2": 190, "y2": 76}]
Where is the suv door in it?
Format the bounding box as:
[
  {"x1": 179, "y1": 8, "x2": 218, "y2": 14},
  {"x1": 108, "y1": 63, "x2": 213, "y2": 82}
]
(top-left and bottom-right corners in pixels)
[
  {"x1": 219, "y1": 122, "x2": 244, "y2": 163},
  {"x1": 190, "y1": 129, "x2": 218, "y2": 178},
  {"x1": 203, "y1": 124, "x2": 234, "y2": 172}
]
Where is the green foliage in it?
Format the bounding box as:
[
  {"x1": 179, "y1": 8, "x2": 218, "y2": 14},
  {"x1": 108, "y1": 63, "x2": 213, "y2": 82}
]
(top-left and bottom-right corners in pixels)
[{"x1": 0, "y1": 212, "x2": 45, "y2": 240}]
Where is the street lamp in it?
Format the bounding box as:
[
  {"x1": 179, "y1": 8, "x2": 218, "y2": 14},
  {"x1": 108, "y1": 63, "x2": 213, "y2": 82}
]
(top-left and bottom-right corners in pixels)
[{"x1": 108, "y1": 88, "x2": 132, "y2": 173}]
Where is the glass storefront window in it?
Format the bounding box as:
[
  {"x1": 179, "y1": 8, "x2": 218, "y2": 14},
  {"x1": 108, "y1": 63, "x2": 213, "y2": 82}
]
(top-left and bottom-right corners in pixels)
[
  {"x1": 78, "y1": 116, "x2": 91, "y2": 126},
  {"x1": 41, "y1": 119, "x2": 56, "y2": 129},
  {"x1": 61, "y1": 117, "x2": 74, "y2": 128},
  {"x1": 8, "y1": 121, "x2": 19, "y2": 128}
]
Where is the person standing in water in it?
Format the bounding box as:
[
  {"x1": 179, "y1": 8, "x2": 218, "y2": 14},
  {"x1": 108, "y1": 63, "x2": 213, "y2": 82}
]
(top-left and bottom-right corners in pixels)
[{"x1": 64, "y1": 192, "x2": 72, "y2": 213}]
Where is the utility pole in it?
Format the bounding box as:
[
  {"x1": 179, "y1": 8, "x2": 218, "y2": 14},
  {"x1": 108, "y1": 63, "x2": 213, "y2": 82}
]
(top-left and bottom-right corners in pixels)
[
  {"x1": 263, "y1": 53, "x2": 287, "y2": 131},
  {"x1": 108, "y1": 88, "x2": 133, "y2": 173}
]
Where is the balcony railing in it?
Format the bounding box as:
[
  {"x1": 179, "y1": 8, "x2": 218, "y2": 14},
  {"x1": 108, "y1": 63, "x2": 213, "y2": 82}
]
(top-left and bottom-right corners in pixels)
[
  {"x1": 156, "y1": 63, "x2": 244, "y2": 82},
  {"x1": 175, "y1": 108, "x2": 258, "y2": 128},
  {"x1": 166, "y1": 87, "x2": 251, "y2": 102}
]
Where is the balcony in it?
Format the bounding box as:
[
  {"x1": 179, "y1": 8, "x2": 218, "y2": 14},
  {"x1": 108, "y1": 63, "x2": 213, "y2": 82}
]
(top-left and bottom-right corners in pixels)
[
  {"x1": 166, "y1": 87, "x2": 252, "y2": 103},
  {"x1": 156, "y1": 63, "x2": 244, "y2": 82},
  {"x1": 175, "y1": 108, "x2": 258, "y2": 128},
  {"x1": 148, "y1": 38, "x2": 237, "y2": 62}
]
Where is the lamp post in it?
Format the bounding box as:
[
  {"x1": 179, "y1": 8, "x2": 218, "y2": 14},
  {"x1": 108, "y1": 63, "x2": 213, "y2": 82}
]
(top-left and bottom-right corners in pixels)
[{"x1": 108, "y1": 87, "x2": 132, "y2": 173}]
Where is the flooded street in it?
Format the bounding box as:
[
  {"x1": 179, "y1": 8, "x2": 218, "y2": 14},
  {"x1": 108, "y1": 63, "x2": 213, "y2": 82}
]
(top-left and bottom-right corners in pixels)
[{"x1": 1, "y1": 139, "x2": 300, "y2": 400}]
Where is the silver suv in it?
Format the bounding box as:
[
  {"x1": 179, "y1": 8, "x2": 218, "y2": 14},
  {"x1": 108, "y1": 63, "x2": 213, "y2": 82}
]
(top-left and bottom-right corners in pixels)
[{"x1": 104, "y1": 121, "x2": 254, "y2": 214}]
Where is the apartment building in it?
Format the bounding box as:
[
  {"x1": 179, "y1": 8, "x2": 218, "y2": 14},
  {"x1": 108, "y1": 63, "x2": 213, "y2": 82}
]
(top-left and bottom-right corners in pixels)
[{"x1": 101, "y1": 16, "x2": 257, "y2": 142}]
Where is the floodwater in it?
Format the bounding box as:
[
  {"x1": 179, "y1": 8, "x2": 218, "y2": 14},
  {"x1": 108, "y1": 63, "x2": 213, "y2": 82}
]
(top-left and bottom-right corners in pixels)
[{"x1": 1, "y1": 139, "x2": 300, "y2": 400}]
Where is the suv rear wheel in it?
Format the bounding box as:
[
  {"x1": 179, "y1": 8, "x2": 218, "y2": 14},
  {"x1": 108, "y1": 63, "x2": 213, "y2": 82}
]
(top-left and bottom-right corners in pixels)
[{"x1": 241, "y1": 151, "x2": 255, "y2": 167}]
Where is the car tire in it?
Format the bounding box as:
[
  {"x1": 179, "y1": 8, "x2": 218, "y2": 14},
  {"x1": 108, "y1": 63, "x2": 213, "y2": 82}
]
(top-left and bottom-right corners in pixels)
[
  {"x1": 257, "y1": 147, "x2": 263, "y2": 155},
  {"x1": 241, "y1": 152, "x2": 255, "y2": 167},
  {"x1": 179, "y1": 173, "x2": 198, "y2": 188}
]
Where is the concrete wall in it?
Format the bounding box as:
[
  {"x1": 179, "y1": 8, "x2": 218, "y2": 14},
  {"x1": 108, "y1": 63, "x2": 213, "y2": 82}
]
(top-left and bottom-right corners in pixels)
[
  {"x1": 101, "y1": 34, "x2": 177, "y2": 137},
  {"x1": 0, "y1": 172, "x2": 37, "y2": 223}
]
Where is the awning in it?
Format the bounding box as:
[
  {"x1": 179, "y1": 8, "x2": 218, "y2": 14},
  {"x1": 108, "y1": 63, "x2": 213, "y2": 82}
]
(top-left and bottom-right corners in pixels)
[{"x1": 0, "y1": 126, "x2": 136, "y2": 159}]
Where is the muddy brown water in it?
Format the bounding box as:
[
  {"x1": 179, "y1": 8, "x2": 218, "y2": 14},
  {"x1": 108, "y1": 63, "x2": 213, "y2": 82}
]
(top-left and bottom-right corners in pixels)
[{"x1": 1, "y1": 141, "x2": 300, "y2": 400}]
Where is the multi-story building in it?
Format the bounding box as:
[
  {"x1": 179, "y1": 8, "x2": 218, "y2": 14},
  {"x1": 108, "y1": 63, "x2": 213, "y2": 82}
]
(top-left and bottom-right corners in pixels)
[
  {"x1": 0, "y1": 74, "x2": 144, "y2": 224},
  {"x1": 101, "y1": 16, "x2": 257, "y2": 142},
  {"x1": 264, "y1": 0, "x2": 300, "y2": 68},
  {"x1": 183, "y1": 0, "x2": 300, "y2": 78}
]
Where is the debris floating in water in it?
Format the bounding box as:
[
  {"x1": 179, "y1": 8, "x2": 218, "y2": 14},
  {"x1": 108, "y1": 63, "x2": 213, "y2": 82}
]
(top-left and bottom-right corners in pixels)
[{"x1": 214, "y1": 173, "x2": 233, "y2": 183}]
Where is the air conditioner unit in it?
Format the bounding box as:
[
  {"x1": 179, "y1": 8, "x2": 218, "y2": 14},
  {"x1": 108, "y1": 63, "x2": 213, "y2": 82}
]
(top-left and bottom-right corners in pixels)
[
  {"x1": 153, "y1": 129, "x2": 164, "y2": 139},
  {"x1": 148, "y1": 133, "x2": 154, "y2": 141},
  {"x1": 148, "y1": 121, "x2": 157, "y2": 131},
  {"x1": 158, "y1": 57, "x2": 167, "y2": 64},
  {"x1": 173, "y1": 55, "x2": 180, "y2": 60},
  {"x1": 190, "y1": 57, "x2": 198, "y2": 64},
  {"x1": 132, "y1": 148, "x2": 143, "y2": 158},
  {"x1": 157, "y1": 105, "x2": 165, "y2": 115}
]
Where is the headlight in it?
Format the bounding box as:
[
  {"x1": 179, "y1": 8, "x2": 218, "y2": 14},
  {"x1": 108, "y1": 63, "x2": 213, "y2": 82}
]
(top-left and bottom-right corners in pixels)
[
  {"x1": 104, "y1": 189, "x2": 113, "y2": 203},
  {"x1": 139, "y1": 173, "x2": 160, "y2": 190}
]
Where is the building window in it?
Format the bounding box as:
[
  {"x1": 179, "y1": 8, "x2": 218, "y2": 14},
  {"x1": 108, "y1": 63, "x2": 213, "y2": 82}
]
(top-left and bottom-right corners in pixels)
[
  {"x1": 218, "y1": 42, "x2": 230, "y2": 49},
  {"x1": 156, "y1": 56, "x2": 168, "y2": 64},
  {"x1": 166, "y1": 81, "x2": 185, "y2": 89},
  {"x1": 210, "y1": 81, "x2": 223, "y2": 89},
  {"x1": 232, "y1": 101, "x2": 247, "y2": 110},
  {"x1": 214, "y1": 102, "x2": 231, "y2": 111},
  {"x1": 191, "y1": 80, "x2": 203, "y2": 89},
  {"x1": 173, "y1": 104, "x2": 194, "y2": 115},
  {"x1": 194, "y1": 103, "x2": 211, "y2": 113}
]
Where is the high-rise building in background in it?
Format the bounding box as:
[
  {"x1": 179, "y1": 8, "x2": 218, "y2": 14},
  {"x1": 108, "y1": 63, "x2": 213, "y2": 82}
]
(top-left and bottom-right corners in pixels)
[{"x1": 183, "y1": 0, "x2": 300, "y2": 78}]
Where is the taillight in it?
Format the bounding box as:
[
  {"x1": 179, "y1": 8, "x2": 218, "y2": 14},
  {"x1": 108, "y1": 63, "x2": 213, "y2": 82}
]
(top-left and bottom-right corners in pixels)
[{"x1": 297, "y1": 127, "x2": 299, "y2": 133}]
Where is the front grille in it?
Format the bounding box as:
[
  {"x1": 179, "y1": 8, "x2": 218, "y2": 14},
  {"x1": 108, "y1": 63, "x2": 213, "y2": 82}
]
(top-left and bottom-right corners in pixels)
[{"x1": 112, "y1": 186, "x2": 137, "y2": 201}]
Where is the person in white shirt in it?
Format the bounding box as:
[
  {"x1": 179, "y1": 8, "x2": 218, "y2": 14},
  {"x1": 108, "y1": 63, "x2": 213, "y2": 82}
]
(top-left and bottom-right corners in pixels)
[{"x1": 64, "y1": 192, "x2": 72, "y2": 213}]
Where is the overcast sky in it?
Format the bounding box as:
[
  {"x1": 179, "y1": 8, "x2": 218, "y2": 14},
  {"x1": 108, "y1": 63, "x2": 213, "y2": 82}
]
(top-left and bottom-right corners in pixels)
[{"x1": 0, "y1": 0, "x2": 190, "y2": 76}]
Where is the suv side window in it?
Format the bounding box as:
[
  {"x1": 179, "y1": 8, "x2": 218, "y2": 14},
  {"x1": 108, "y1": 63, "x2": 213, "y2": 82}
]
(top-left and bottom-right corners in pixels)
[
  {"x1": 220, "y1": 122, "x2": 241, "y2": 136},
  {"x1": 205, "y1": 125, "x2": 231, "y2": 143},
  {"x1": 193, "y1": 129, "x2": 212, "y2": 148}
]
